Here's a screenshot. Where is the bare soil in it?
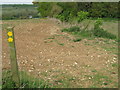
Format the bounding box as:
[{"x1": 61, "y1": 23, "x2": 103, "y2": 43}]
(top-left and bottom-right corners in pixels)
[{"x1": 2, "y1": 19, "x2": 118, "y2": 88}]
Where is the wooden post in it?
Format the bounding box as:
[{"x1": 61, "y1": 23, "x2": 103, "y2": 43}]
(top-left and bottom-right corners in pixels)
[{"x1": 7, "y1": 27, "x2": 20, "y2": 87}]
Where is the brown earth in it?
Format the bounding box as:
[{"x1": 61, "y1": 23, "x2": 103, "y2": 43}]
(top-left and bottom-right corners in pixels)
[{"x1": 2, "y1": 19, "x2": 118, "y2": 88}]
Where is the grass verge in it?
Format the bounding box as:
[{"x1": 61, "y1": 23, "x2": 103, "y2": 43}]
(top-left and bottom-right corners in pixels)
[{"x1": 2, "y1": 70, "x2": 50, "y2": 88}]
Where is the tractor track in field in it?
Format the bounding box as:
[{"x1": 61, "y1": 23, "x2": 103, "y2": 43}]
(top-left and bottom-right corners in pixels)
[{"x1": 2, "y1": 19, "x2": 118, "y2": 88}]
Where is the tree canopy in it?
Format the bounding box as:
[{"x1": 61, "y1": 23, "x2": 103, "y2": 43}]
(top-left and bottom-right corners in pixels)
[{"x1": 34, "y1": 2, "x2": 119, "y2": 22}]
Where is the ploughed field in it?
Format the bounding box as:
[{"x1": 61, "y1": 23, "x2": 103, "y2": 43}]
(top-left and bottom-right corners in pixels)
[{"x1": 2, "y1": 19, "x2": 118, "y2": 88}]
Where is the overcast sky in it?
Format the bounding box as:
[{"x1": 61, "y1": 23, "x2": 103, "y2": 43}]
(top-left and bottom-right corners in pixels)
[{"x1": 0, "y1": 0, "x2": 33, "y2": 4}]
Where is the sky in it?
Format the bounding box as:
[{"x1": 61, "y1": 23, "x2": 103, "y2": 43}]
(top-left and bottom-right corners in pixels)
[
  {"x1": 0, "y1": 0, "x2": 33, "y2": 4},
  {"x1": 0, "y1": 0, "x2": 119, "y2": 4}
]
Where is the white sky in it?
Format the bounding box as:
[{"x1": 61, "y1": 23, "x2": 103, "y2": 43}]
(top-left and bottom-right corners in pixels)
[
  {"x1": 0, "y1": 0, "x2": 119, "y2": 4},
  {"x1": 0, "y1": 0, "x2": 33, "y2": 4}
]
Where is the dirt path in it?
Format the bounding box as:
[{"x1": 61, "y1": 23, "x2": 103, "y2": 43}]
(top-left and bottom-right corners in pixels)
[{"x1": 2, "y1": 19, "x2": 118, "y2": 88}]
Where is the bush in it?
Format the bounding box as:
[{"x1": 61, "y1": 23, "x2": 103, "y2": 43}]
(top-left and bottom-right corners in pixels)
[
  {"x1": 62, "y1": 22, "x2": 116, "y2": 40},
  {"x1": 77, "y1": 11, "x2": 89, "y2": 23},
  {"x1": 94, "y1": 18, "x2": 103, "y2": 28},
  {"x1": 93, "y1": 18, "x2": 116, "y2": 39},
  {"x1": 55, "y1": 15, "x2": 65, "y2": 22},
  {"x1": 92, "y1": 28, "x2": 116, "y2": 39}
]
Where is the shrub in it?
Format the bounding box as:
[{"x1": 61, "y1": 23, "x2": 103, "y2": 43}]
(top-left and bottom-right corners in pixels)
[
  {"x1": 55, "y1": 15, "x2": 65, "y2": 22},
  {"x1": 77, "y1": 11, "x2": 89, "y2": 23},
  {"x1": 93, "y1": 18, "x2": 116, "y2": 39},
  {"x1": 94, "y1": 18, "x2": 103, "y2": 29},
  {"x1": 92, "y1": 28, "x2": 116, "y2": 39}
]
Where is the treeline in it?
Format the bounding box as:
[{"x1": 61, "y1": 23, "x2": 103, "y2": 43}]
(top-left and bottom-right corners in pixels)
[
  {"x1": 35, "y1": 2, "x2": 119, "y2": 22},
  {"x1": 2, "y1": 4, "x2": 39, "y2": 20}
]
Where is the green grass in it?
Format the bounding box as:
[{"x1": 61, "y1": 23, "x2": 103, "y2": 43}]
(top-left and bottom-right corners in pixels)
[
  {"x1": 91, "y1": 69, "x2": 97, "y2": 73},
  {"x1": 2, "y1": 70, "x2": 50, "y2": 88},
  {"x1": 2, "y1": 70, "x2": 82, "y2": 88},
  {"x1": 90, "y1": 73, "x2": 113, "y2": 88},
  {"x1": 2, "y1": 68, "x2": 117, "y2": 88},
  {"x1": 112, "y1": 63, "x2": 118, "y2": 67},
  {"x1": 48, "y1": 37, "x2": 55, "y2": 39},
  {"x1": 61, "y1": 26, "x2": 81, "y2": 32},
  {"x1": 61, "y1": 23, "x2": 117, "y2": 41},
  {"x1": 92, "y1": 27, "x2": 117, "y2": 39}
]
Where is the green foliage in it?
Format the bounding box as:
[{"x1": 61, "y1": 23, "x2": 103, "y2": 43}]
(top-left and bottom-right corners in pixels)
[
  {"x1": 59, "y1": 3, "x2": 78, "y2": 22},
  {"x1": 61, "y1": 26, "x2": 81, "y2": 32},
  {"x1": 62, "y1": 18, "x2": 117, "y2": 40},
  {"x1": 62, "y1": 26, "x2": 92, "y2": 41},
  {"x1": 73, "y1": 38, "x2": 82, "y2": 42},
  {"x1": 2, "y1": 70, "x2": 16, "y2": 88},
  {"x1": 77, "y1": 11, "x2": 89, "y2": 22},
  {"x1": 93, "y1": 18, "x2": 116, "y2": 39},
  {"x1": 2, "y1": 5, "x2": 39, "y2": 20},
  {"x1": 37, "y1": 2, "x2": 62, "y2": 17},
  {"x1": 2, "y1": 70, "x2": 50, "y2": 88},
  {"x1": 37, "y1": 2, "x2": 52, "y2": 17},
  {"x1": 35, "y1": 2, "x2": 119, "y2": 22},
  {"x1": 94, "y1": 18, "x2": 103, "y2": 28},
  {"x1": 93, "y1": 28, "x2": 116, "y2": 39},
  {"x1": 89, "y1": 3, "x2": 119, "y2": 18},
  {"x1": 55, "y1": 15, "x2": 65, "y2": 22}
]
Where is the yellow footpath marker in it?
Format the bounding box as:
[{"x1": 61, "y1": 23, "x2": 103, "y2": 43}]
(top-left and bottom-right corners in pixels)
[
  {"x1": 7, "y1": 32, "x2": 13, "y2": 36},
  {"x1": 8, "y1": 38, "x2": 13, "y2": 42},
  {"x1": 7, "y1": 27, "x2": 20, "y2": 87}
]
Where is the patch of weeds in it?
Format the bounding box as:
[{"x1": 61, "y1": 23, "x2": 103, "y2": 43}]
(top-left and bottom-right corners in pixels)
[
  {"x1": 61, "y1": 26, "x2": 80, "y2": 32},
  {"x1": 91, "y1": 69, "x2": 97, "y2": 73},
  {"x1": 62, "y1": 26, "x2": 93, "y2": 40},
  {"x1": 73, "y1": 38, "x2": 82, "y2": 42},
  {"x1": 2, "y1": 70, "x2": 16, "y2": 88},
  {"x1": 92, "y1": 28, "x2": 116, "y2": 39},
  {"x1": 112, "y1": 63, "x2": 118, "y2": 67},
  {"x1": 58, "y1": 43, "x2": 64, "y2": 46},
  {"x1": 44, "y1": 40, "x2": 53, "y2": 43},
  {"x1": 72, "y1": 30, "x2": 92, "y2": 39},
  {"x1": 93, "y1": 18, "x2": 116, "y2": 39},
  {"x1": 55, "y1": 40, "x2": 64, "y2": 46},
  {"x1": 92, "y1": 73, "x2": 112, "y2": 87},
  {"x1": 48, "y1": 36, "x2": 55, "y2": 39},
  {"x1": 61, "y1": 18, "x2": 117, "y2": 42}
]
